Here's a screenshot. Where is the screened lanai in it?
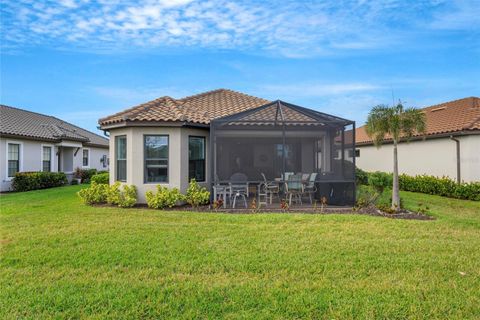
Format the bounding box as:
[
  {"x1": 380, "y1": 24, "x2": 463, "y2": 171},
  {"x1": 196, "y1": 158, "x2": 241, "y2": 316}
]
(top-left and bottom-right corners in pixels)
[{"x1": 210, "y1": 100, "x2": 356, "y2": 207}]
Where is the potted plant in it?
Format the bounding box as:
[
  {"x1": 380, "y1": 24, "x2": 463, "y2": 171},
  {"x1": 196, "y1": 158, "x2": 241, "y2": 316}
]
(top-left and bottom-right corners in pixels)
[{"x1": 73, "y1": 167, "x2": 83, "y2": 184}]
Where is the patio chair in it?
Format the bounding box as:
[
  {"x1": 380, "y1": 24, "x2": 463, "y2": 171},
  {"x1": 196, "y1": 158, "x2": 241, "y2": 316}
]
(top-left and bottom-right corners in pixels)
[
  {"x1": 213, "y1": 174, "x2": 231, "y2": 207},
  {"x1": 260, "y1": 173, "x2": 280, "y2": 204},
  {"x1": 285, "y1": 174, "x2": 304, "y2": 206},
  {"x1": 229, "y1": 173, "x2": 248, "y2": 208},
  {"x1": 303, "y1": 173, "x2": 318, "y2": 204},
  {"x1": 281, "y1": 172, "x2": 294, "y2": 181}
]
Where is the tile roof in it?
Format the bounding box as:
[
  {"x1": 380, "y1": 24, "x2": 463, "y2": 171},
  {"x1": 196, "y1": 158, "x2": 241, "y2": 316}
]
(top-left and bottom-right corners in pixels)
[
  {"x1": 356, "y1": 97, "x2": 480, "y2": 144},
  {"x1": 0, "y1": 105, "x2": 109, "y2": 147},
  {"x1": 98, "y1": 88, "x2": 270, "y2": 127}
]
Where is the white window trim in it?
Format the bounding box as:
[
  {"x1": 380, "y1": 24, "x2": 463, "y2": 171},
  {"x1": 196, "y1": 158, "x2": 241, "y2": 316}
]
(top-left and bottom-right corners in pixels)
[
  {"x1": 5, "y1": 140, "x2": 24, "y2": 181},
  {"x1": 41, "y1": 144, "x2": 55, "y2": 172},
  {"x1": 82, "y1": 148, "x2": 90, "y2": 168}
]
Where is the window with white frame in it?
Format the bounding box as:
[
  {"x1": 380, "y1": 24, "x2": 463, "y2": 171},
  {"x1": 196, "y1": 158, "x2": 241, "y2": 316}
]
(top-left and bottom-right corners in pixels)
[
  {"x1": 7, "y1": 143, "x2": 20, "y2": 177},
  {"x1": 42, "y1": 146, "x2": 52, "y2": 172},
  {"x1": 82, "y1": 149, "x2": 89, "y2": 167},
  {"x1": 116, "y1": 136, "x2": 127, "y2": 182}
]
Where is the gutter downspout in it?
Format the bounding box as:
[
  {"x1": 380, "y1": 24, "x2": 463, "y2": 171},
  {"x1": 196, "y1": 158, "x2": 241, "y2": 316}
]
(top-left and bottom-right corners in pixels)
[{"x1": 450, "y1": 135, "x2": 461, "y2": 183}]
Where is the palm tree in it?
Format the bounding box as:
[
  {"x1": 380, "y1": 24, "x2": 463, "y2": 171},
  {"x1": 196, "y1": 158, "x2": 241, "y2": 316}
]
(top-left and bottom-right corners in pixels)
[{"x1": 365, "y1": 102, "x2": 426, "y2": 211}]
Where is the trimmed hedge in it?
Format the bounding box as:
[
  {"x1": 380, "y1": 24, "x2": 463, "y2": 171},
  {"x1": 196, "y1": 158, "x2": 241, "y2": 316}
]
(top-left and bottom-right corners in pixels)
[
  {"x1": 356, "y1": 168, "x2": 480, "y2": 201},
  {"x1": 91, "y1": 172, "x2": 109, "y2": 184},
  {"x1": 399, "y1": 174, "x2": 480, "y2": 201},
  {"x1": 12, "y1": 172, "x2": 68, "y2": 192}
]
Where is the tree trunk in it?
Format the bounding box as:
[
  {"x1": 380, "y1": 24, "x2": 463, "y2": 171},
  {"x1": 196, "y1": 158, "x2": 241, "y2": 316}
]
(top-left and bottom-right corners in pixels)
[{"x1": 392, "y1": 140, "x2": 400, "y2": 211}]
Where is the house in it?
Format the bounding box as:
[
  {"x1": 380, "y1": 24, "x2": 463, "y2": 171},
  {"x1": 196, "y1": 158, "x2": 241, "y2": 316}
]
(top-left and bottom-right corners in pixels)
[
  {"x1": 0, "y1": 105, "x2": 109, "y2": 191},
  {"x1": 355, "y1": 97, "x2": 480, "y2": 182},
  {"x1": 99, "y1": 89, "x2": 356, "y2": 205}
]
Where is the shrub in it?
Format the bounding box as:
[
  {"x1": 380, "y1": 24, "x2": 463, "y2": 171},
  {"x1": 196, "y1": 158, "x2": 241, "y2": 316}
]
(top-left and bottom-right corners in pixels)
[
  {"x1": 145, "y1": 185, "x2": 184, "y2": 209},
  {"x1": 12, "y1": 172, "x2": 68, "y2": 192},
  {"x1": 368, "y1": 171, "x2": 392, "y2": 193},
  {"x1": 79, "y1": 182, "x2": 137, "y2": 207},
  {"x1": 91, "y1": 172, "x2": 109, "y2": 184},
  {"x1": 118, "y1": 185, "x2": 137, "y2": 208},
  {"x1": 454, "y1": 182, "x2": 480, "y2": 201},
  {"x1": 74, "y1": 168, "x2": 97, "y2": 183},
  {"x1": 185, "y1": 179, "x2": 210, "y2": 208},
  {"x1": 106, "y1": 182, "x2": 122, "y2": 205},
  {"x1": 71, "y1": 179, "x2": 79, "y2": 185},
  {"x1": 399, "y1": 174, "x2": 480, "y2": 201},
  {"x1": 355, "y1": 167, "x2": 369, "y2": 185},
  {"x1": 77, "y1": 182, "x2": 108, "y2": 204}
]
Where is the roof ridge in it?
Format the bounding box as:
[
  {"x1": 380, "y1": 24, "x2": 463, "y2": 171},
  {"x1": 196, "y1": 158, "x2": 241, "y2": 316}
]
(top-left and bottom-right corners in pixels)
[
  {"x1": 127, "y1": 96, "x2": 182, "y2": 121},
  {"x1": 178, "y1": 88, "x2": 227, "y2": 101},
  {"x1": 1, "y1": 104, "x2": 58, "y2": 121},
  {"x1": 423, "y1": 96, "x2": 479, "y2": 111}
]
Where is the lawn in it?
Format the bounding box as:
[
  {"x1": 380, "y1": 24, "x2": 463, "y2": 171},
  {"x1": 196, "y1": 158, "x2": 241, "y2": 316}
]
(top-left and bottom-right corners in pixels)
[{"x1": 1, "y1": 185, "x2": 479, "y2": 319}]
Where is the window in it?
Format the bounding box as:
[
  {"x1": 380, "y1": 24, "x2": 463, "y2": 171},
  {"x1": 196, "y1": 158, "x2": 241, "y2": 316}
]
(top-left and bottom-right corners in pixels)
[
  {"x1": 82, "y1": 149, "x2": 89, "y2": 167},
  {"x1": 116, "y1": 136, "x2": 127, "y2": 182},
  {"x1": 189, "y1": 136, "x2": 206, "y2": 182},
  {"x1": 42, "y1": 146, "x2": 52, "y2": 172},
  {"x1": 7, "y1": 143, "x2": 20, "y2": 177},
  {"x1": 144, "y1": 135, "x2": 168, "y2": 183},
  {"x1": 355, "y1": 149, "x2": 360, "y2": 157}
]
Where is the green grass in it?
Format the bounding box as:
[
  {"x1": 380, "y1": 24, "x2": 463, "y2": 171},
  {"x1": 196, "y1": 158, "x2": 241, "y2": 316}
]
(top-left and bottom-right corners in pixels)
[{"x1": 1, "y1": 185, "x2": 479, "y2": 319}]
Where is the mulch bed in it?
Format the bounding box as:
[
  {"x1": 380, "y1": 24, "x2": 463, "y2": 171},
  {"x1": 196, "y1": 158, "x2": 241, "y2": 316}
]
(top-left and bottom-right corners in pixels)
[{"x1": 97, "y1": 203, "x2": 434, "y2": 220}]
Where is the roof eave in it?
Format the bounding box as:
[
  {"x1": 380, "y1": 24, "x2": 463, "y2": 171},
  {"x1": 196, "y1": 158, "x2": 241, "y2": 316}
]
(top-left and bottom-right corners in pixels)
[
  {"x1": 99, "y1": 120, "x2": 210, "y2": 130},
  {"x1": 356, "y1": 129, "x2": 480, "y2": 146}
]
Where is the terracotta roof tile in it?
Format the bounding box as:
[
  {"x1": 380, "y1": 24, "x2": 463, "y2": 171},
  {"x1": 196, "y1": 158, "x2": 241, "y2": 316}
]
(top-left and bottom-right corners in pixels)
[
  {"x1": 356, "y1": 97, "x2": 480, "y2": 144},
  {"x1": 99, "y1": 89, "x2": 270, "y2": 127}
]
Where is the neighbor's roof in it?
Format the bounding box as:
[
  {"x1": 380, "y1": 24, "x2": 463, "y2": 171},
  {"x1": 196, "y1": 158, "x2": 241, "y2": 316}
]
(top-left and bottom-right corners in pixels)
[
  {"x1": 0, "y1": 105, "x2": 109, "y2": 147},
  {"x1": 356, "y1": 97, "x2": 480, "y2": 145},
  {"x1": 98, "y1": 89, "x2": 270, "y2": 127}
]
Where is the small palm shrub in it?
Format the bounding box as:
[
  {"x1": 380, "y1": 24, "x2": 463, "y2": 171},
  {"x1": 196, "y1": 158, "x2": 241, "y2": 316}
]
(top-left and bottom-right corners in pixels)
[
  {"x1": 145, "y1": 186, "x2": 184, "y2": 209},
  {"x1": 185, "y1": 179, "x2": 210, "y2": 208}
]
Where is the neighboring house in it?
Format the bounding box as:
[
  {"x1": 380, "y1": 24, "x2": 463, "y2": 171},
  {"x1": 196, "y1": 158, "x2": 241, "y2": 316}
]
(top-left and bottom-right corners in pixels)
[
  {"x1": 0, "y1": 105, "x2": 109, "y2": 191},
  {"x1": 99, "y1": 89, "x2": 356, "y2": 205},
  {"x1": 355, "y1": 97, "x2": 480, "y2": 182}
]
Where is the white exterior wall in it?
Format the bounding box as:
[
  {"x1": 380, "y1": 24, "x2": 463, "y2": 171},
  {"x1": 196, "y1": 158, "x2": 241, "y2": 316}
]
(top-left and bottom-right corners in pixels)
[
  {"x1": 0, "y1": 136, "x2": 109, "y2": 191},
  {"x1": 109, "y1": 126, "x2": 209, "y2": 203},
  {"x1": 356, "y1": 135, "x2": 480, "y2": 182}
]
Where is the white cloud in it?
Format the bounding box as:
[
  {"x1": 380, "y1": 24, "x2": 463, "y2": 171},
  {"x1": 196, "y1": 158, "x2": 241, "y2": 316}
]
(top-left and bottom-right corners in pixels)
[{"x1": 1, "y1": 0, "x2": 477, "y2": 56}]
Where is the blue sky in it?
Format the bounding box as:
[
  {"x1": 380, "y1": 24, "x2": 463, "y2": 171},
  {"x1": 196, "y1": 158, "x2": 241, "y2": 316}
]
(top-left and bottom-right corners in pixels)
[{"x1": 1, "y1": 0, "x2": 479, "y2": 134}]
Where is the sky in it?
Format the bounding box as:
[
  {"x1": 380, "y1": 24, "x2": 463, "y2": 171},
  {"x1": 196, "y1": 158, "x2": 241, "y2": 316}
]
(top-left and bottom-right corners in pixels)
[{"x1": 1, "y1": 0, "x2": 479, "y2": 135}]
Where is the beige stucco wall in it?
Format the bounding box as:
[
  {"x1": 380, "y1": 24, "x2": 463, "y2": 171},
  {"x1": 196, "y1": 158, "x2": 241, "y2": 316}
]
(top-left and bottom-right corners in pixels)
[
  {"x1": 109, "y1": 126, "x2": 209, "y2": 203},
  {"x1": 0, "y1": 137, "x2": 109, "y2": 191},
  {"x1": 356, "y1": 135, "x2": 480, "y2": 182}
]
